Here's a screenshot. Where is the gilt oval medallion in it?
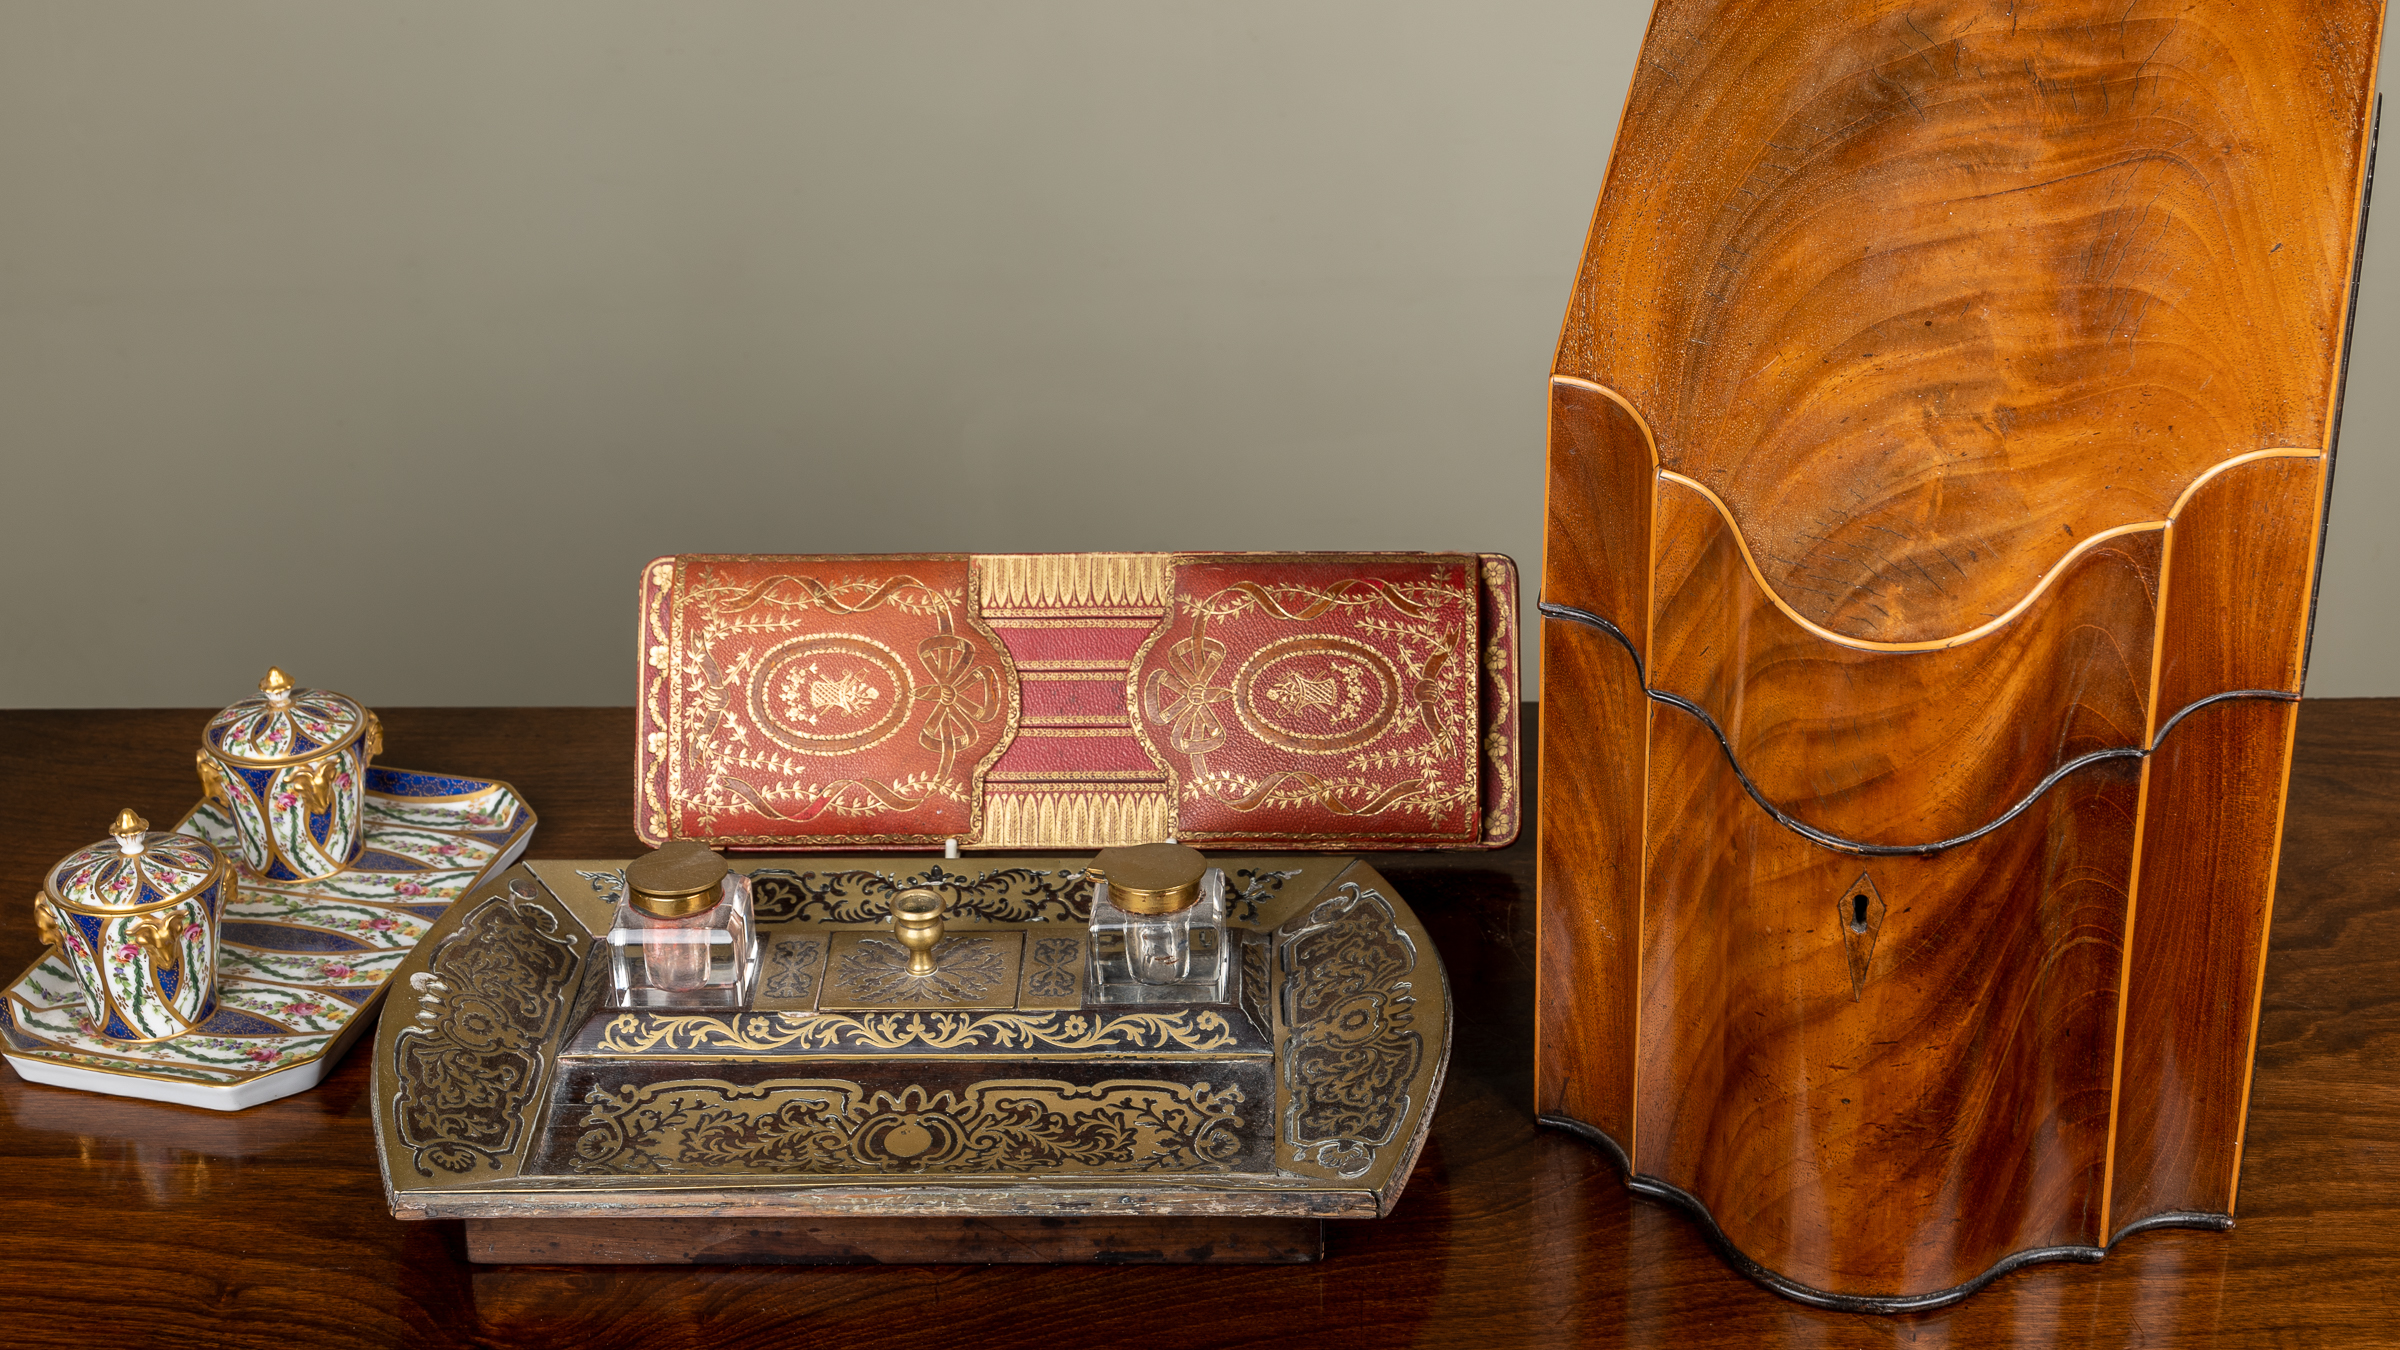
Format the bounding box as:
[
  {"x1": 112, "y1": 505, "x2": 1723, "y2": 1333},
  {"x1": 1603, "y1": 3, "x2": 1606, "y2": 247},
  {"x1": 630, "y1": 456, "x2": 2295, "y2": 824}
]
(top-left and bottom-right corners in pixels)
[
  {"x1": 749, "y1": 634, "x2": 914, "y2": 756},
  {"x1": 1231, "y1": 635, "x2": 1401, "y2": 755}
]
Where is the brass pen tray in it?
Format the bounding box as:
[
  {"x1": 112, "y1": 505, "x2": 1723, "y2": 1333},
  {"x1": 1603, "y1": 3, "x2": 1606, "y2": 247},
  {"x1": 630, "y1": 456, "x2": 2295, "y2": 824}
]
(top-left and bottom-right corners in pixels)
[{"x1": 371, "y1": 855, "x2": 1448, "y2": 1227}]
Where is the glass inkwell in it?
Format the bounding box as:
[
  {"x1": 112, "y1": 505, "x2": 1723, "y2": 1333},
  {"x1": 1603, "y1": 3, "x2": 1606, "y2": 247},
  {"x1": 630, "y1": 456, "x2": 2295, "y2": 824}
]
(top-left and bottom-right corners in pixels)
[
  {"x1": 1084, "y1": 841, "x2": 1229, "y2": 1004},
  {"x1": 605, "y1": 840, "x2": 759, "y2": 1009}
]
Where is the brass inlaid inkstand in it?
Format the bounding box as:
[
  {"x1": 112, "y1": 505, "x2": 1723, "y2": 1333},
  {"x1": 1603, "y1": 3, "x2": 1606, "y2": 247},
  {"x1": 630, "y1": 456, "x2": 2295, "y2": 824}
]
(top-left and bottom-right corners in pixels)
[{"x1": 370, "y1": 845, "x2": 1449, "y2": 1264}]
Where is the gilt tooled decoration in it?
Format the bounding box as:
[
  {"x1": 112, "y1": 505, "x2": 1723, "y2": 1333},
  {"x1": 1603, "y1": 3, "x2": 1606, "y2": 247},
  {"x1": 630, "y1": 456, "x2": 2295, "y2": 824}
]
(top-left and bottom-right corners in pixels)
[
  {"x1": 1132, "y1": 558, "x2": 1486, "y2": 844},
  {"x1": 570, "y1": 1077, "x2": 1249, "y2": 1177},
  {"x1": 636, "y1": 552, "x2": 1520, "y2": 851},
  {"x1": 656, "y1": 560, "x2": 1019, "y2": 846},
  {"x1": 1280, "y1": 882, "x2": 1423, "y2": 1178},
  {"x1": 392, "y1": 891, "x2": 580, "y2": 1176}
]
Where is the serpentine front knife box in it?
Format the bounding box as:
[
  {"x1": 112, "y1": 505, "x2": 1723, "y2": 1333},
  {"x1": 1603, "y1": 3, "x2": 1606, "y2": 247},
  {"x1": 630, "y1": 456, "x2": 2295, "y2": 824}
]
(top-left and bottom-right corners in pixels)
[{"x1": 1535, "y1": 0, "x2": 2382, "y2": 1313}]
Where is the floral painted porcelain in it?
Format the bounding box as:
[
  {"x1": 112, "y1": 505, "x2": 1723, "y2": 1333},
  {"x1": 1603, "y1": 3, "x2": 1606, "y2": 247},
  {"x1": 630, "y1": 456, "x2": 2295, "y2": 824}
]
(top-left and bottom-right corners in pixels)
[
  {"x1": 198, "y1": 667, "x2": 383, "y2": 882},
  {"x1": 37, "y1": 810, "x2": 230, "y2": 1043},
  {"x1": 3, "y1": 766, "x2": 535, "y2": 1111}
]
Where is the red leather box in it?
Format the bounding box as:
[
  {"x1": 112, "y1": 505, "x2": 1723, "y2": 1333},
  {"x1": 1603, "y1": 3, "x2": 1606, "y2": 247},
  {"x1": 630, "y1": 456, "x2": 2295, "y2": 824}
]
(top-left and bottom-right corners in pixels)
[{"x1": 636, "y1": 552, "x2": 1519, "y2": 851}]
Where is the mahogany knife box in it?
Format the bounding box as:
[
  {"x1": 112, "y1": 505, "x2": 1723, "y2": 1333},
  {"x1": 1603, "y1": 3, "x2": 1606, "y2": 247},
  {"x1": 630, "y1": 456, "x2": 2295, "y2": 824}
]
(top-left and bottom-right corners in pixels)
[{"x1": 1535, "y1": 0, "x2": 2383, "y2": 1311}]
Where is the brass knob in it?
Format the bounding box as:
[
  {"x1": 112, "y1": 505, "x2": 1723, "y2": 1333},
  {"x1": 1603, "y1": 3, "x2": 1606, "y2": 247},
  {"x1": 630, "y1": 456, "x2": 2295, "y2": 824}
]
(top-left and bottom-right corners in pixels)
[{"x1": 891, "y1": 887, "x2": 946, "y2": 976}]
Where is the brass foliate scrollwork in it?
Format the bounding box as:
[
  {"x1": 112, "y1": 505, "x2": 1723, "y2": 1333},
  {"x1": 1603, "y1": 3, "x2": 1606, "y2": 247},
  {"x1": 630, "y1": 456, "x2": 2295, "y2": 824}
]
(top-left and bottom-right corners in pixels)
[
  {"x1": 594, "y1": 1007, "x2": 1238, "y2": 1056},
  {"x1": 745, "y1": 866, "x2": 1095, "y2": 926},
  {"x1": 32, "y1": 896, "x2": 60, "y2": 950},
  {"x1": 831, "y1": 934, "x2": 1007, "y2": 1005},
  {"x1": 761, "y1": 937, "x2": 824, "y2": 1000},
  {"x1": 1281, "y1": 883, "x2": 1423, "y2": 1179},
  {"x1": 364, "y1": 709, "x2": 385, "y2": 760},
  {"x1": 570, "y1": 1078, "x2": 1249, "y2": 1177},
  {"x1": 393, "y1": 894, "x2": 580, "y2": 1176}
]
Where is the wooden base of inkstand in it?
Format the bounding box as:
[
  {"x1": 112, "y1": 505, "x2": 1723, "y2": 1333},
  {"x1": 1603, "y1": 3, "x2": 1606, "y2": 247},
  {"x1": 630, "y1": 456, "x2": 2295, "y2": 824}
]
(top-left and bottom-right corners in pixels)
[{"x1": 463, "y1": 1215, "x2": 1324, "y2": 1265}]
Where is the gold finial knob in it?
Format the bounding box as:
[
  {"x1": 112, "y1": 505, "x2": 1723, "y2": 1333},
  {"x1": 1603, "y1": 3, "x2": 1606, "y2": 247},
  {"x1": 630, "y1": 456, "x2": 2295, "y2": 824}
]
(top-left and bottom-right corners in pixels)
[
  {"x1": 891, "y1": 887, "x2": 946, "y2": 976},
  {"x1": 110, "y1": 809, "x2": 150, "y2": 854},
  {"x1": 260, "y1": 666, "x2": 295, "y2": 704}
]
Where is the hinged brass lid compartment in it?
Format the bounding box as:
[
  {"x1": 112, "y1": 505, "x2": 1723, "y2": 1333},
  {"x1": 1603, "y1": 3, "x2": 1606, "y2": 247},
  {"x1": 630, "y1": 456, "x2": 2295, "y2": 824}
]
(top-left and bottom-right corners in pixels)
[
  {"x1": 1085, "y1": 841, "x2": 1207, "y2": 915},
  {"x1": 624, "y1": 840, "x2": 730, "y2": 918}
]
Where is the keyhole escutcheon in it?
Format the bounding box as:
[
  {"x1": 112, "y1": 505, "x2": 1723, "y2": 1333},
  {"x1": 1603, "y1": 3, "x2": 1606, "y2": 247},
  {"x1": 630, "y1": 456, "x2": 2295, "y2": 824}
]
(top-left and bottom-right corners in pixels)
[{"x1": 1836, "y1": 874, "x2": 1887, "y2": 1001}]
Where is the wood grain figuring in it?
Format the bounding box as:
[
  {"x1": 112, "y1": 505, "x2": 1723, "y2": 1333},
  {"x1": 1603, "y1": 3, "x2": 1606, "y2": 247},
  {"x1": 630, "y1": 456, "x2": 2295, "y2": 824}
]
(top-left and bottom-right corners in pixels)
[
  {"x1": 2108, "y1": 696, "x2": 2299, "y2": 1231},
  {"x1": 6, "y1": 705, "x2": 2400, "y2": 1347},
  {"x1": 1644, "y1": 476, "x2": 2159, "y2": 845},
  {"x1": 1535, "y1": 621, "x2": 1646, "y2": 1149},
  {"x1": 2150, "y1": 453, "x2": 2327, "y2": 712},
  {"x1": 1542, "y1": 378, "x2": 1656, "y2": 637},
  {"x1": 1636, "y1": 710, "x2": 2137, "y2": 1296},
  {"x1": 1535, "y1": 0, "x2": 2379, "y2": 1310},
  {"x1": 1554, "y1": 0, "x2": 2379, "y2": 645}
]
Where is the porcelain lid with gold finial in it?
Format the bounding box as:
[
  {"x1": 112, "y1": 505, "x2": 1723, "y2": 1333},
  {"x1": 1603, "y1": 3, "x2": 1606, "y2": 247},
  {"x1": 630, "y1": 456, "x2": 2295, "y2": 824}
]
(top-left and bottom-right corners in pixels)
[
  {"x1": 45, "y1": 810, "x2": 229, "y2": 915},
  {"x1": 204, "y1": 666, "x2": 370, "y2": 767}
]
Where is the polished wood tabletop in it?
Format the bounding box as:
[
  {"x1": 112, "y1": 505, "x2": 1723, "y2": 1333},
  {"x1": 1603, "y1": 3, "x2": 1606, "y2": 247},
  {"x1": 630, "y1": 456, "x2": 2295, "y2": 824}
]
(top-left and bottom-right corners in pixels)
[{"x1": 3, "y1": 703, "x2": 2394, "y2": 1349}]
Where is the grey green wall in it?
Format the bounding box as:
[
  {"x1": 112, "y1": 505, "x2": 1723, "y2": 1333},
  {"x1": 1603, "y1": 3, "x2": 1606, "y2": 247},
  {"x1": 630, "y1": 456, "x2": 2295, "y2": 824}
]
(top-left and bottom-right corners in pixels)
[{"x1": 2, "y1": 2, "x2": 2392, "y2": 707}]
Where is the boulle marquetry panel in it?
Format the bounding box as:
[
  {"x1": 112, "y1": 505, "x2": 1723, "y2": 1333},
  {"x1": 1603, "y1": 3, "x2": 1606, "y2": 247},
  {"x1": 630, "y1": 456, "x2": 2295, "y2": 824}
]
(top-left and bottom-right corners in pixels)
[
  {"x1": 1535, "y1": 0, "x2": 2382, "y2": 1312},
  {"x1": 373, "y1": 856, "x2": 1448, "y2": 1222}
]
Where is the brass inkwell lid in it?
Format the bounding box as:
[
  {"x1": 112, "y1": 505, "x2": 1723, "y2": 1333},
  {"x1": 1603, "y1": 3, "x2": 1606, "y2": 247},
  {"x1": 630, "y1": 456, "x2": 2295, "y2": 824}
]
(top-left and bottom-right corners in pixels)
[
  {"x1": 1085, "y1": 841, "x2": 1207, "y2": 915},
  {"x1": 624, "y1": 840, "x2": 730, "y2": 918}
]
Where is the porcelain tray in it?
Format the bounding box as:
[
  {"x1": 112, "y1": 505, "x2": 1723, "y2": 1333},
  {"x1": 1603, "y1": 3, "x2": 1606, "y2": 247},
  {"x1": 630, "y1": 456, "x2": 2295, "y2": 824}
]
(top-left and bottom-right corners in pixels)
[{"x1": 2, "y1": 766, "x2": 535, "y2": 1111}]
